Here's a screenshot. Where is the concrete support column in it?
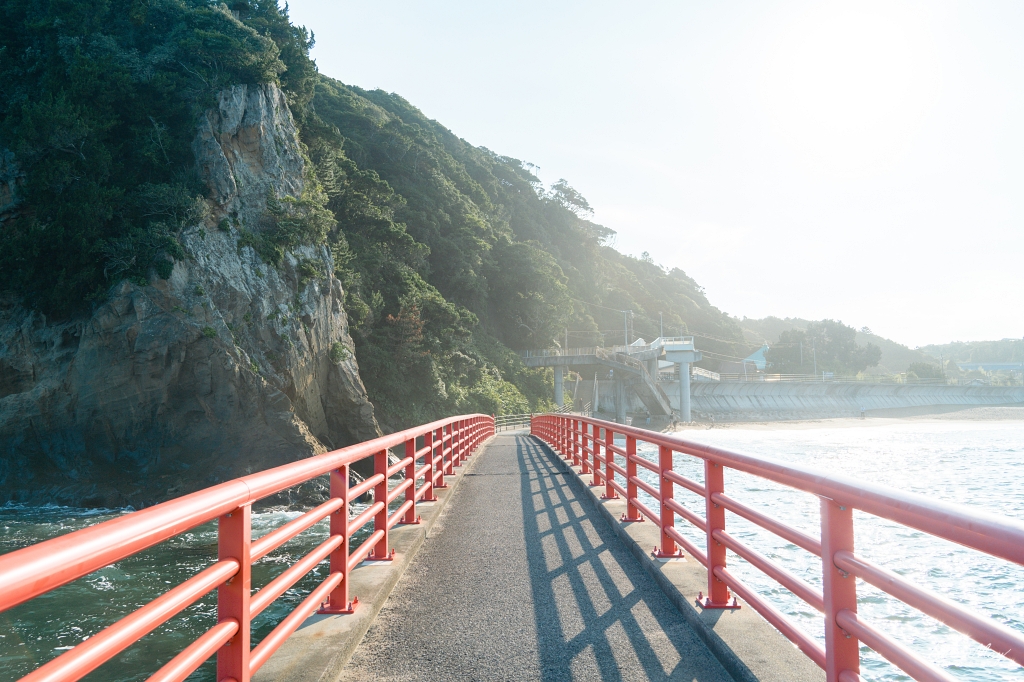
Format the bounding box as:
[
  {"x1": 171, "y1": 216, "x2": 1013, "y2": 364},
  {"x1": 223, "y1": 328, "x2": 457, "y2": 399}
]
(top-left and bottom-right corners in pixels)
[
  {"x1": 615, "y1": 380, "x2": 626, "y2": 424},
  {"x1": 554, "y1": 365, "x2": 564, "y2": 408},
  {"x1": 678, "y1": 363, "x2": 691, "y2": 423}
]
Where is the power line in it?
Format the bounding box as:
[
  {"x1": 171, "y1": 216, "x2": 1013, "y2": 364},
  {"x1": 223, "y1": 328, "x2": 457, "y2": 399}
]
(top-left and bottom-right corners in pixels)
[
  {"x1": 569, "y1": 297, "x2": 629, "y2": 314},
  {"x1": 699, "y1": 350, "x2": 761, "y2": 362}
]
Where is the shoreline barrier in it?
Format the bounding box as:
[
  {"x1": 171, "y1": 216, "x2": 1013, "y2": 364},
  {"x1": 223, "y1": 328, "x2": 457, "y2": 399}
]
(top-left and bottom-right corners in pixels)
[
  {"x1": 532, "y1": 413, "x2": 1024, "y2": 682},
  {"x1": 0, "y1": 414, "x2": 494, "y2": 682}
]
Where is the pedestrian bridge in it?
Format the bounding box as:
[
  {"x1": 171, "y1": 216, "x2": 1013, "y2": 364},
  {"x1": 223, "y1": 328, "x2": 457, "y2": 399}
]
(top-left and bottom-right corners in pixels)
[{"x1": 1, "y1": 414, "x2": 1022, "y2": 681}]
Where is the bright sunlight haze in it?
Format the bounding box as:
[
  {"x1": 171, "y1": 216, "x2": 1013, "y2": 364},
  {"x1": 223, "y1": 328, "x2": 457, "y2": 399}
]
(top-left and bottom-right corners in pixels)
[{"x1": 287, "y1": 0, "x2": 1024, "y2": 347}]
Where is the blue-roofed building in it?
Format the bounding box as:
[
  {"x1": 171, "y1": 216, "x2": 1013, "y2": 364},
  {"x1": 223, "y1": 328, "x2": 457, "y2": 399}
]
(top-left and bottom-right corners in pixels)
[{"x1": 744, "y1": 344, "x2": 769, "y2": 371}]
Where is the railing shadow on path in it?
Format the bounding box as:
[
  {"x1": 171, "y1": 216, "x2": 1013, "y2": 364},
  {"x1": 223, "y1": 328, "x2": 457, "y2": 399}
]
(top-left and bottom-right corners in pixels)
[{"x1": 515, "y1": 435, "x2": 732, "y2": 682}]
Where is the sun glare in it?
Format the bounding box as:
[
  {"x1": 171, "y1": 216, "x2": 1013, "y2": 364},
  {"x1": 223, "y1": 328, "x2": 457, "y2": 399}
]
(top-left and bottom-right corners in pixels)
[{"x1": 758, "y1": 4, "x2": 941, "y2": 177}]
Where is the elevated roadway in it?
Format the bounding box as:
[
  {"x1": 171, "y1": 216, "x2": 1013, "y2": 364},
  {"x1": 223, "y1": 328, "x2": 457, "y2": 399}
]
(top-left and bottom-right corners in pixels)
[{"x1": 522, "y1": 346, "x2": 673, "y2": 420}]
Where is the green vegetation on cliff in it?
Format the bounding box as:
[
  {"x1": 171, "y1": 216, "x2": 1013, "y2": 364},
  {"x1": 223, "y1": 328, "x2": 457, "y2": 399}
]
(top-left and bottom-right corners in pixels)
[
  {"x1": 1, "y1": 0, "x2": 746, "y2": 430},
  {"x1": 763, "y1": 319, "x2": 882, "y2": 375}
]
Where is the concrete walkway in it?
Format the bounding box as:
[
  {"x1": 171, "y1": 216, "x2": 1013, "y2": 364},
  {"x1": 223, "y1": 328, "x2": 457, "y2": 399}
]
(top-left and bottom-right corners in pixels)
[{"x1": 341, "y1": 434, "x2": 734, "y2": 681}]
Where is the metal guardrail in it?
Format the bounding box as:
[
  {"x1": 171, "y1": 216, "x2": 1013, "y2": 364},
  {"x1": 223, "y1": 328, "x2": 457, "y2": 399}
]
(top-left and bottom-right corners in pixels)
[
  {"x1": 716, "y1": 373, "x2": 956, "y2": 385},
  {"x1": 520, "y1": 347, "x2": 598, "y2": 358},
  {"x1": 532, "y1": 414, "x2": 1024, "y2": 682},
  {"x1": 692, "y1": 367, "x2": 721, "y2": 381},
  {"x1": 519, "y1": 344, "x2": 661, "y2": 359},
  {"x1": 0, "y1": 414, "x2": 494, "y2": 681},
  {"x1": 495, "y1": 414, "x2": 533, "y2": 431}
]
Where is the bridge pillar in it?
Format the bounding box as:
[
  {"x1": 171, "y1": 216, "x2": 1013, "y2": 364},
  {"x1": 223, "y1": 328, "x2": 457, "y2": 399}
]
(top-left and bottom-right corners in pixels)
[
  {"x1": 615, "y1": 379, "x2": 626, "y2": 424},
  {"x1": 678, "y1": 362, "x2": 691, "y2": 422},
  {"x1": 554, "y1": 365, "x2": 564, "y2": 407}
]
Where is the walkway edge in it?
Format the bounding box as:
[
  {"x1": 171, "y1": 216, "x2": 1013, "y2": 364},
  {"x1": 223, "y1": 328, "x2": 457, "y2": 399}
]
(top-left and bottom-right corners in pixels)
[
  {"x1": 253, "y1": 435, "x2": 495, "y2": 682},
  {"x1": 534, "y1": 434, "x2": 824, "y2": 682}
]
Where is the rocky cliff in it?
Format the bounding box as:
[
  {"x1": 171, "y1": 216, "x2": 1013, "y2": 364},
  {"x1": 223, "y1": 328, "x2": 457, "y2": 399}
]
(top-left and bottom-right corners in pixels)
[{"x1": 0, "y1": 84, "x2": 379, "y2": 507}]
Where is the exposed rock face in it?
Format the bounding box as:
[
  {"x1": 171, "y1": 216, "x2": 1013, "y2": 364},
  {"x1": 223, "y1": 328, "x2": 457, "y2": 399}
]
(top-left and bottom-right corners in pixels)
[
  {"x1": 0, "y1": 84, "x2": 379, "y2": 507},
  {"x1": 0, "y1": 148, "x2": 22, "y2": 218}
]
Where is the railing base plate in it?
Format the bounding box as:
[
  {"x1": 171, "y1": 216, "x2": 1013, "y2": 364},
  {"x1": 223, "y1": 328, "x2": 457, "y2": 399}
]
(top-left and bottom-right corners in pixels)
[{"x1": 318, "y1": 596, "x2": 359, "y2": 615}]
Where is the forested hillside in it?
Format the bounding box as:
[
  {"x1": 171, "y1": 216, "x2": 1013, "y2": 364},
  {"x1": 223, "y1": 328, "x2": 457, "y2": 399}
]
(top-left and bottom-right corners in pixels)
[
  {"x1": 920, "y1": 339, "x2": 1024, "y2": 364},
  {"x1": 741, "y1": 317, "x2": 933, "y2": 375},
  {"x1": 0, "y1": 0, "x2": 745, "y2": 430}
]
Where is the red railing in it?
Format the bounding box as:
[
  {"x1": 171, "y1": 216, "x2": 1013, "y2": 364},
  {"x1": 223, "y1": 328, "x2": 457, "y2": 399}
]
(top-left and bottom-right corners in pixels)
[
  {"x1": 0, "y1": 414, "x2": 494, "y2": 682},
  {"x1": 532, "y1": 413, "x2": 1024, "y2": 682}
]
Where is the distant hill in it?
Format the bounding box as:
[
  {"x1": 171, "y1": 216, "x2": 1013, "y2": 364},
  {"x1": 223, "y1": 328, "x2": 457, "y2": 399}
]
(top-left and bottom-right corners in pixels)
[
  {"x1": 737, "y1": 316, "x2": 938, "y2": 375},
  {"x1": 920, "y1": 339, "x2": 1024, "y2": 365}
]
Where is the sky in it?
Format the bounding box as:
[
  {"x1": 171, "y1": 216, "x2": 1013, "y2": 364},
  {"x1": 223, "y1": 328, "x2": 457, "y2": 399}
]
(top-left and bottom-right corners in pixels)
[{"x1": 286, "y1": 0, "x2": 1024, "y2": 348}]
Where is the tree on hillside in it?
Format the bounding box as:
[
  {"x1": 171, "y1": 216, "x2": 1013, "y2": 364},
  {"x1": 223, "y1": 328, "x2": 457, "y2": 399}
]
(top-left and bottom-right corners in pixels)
[
  {"x1": 549, "y1": 179, "x2": 593, "y2": 217},
  {"x1": 765, "y1": 320, "x2": 882, "y2": 375},
  {"x1": 907, "y1": 362, "x2": 943, "y2": 380}
]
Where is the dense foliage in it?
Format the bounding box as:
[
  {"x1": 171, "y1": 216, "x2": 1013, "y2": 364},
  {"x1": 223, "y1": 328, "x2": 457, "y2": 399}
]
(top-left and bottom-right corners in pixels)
[
  {"x1": 906, "y1": 362, "x2": 944, "y2": 380},
  {"x1": 1, "y1": 0, "x2": 748, "y2": 430},
  {"x1": 920, "y1": 339, "x2": 1024, "y2": 364},
  {"x1": 0, "y1": 0, "x2": 301, "y2": 313},
  {"x1": 764, "y1": 319, "x2": 882, "y2": 375}
]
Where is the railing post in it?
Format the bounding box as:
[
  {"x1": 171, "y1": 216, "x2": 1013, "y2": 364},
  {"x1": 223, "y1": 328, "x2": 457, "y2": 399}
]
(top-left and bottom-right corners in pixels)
[
  {"x1": 602, "y1": 426, "x2": 618, "y2": 499},
  {"x1": 453, "y1": 420, "x2": 461, "y2": 467},
  {"x1": 591, "y1": 425, "x2": 603, "y2": 486},
  {"x1": 456, "y1": 419, "x2": 462, "y2": 465},
  {"x1": 655, "y1": 445, "x2": 680, "y2": 558},
  {"x1": 562, "y1": 417, "x2": 571, "y2": 460},
  {"x1": 403, "y1": 437, "x2": 420, "y2": 524},
  {"x1": 461, "y1": 418, "x2": 468, "y2": 459},
  {"x1": 434, "y1": 427, "x2": 448, "y2": 489},
  {"x1": 444, "y1": 425, "x2": 454, "y2": 476},
  {"x1": 581, "y1": 421, "x2": 592, "y2": 476},
  {"x1": 564, "y1": 417, "x2": 571, "y2": 460},
  {"x1": 821, "y1": 498, "x2": 860, "y2": 682},
  {"x1": 554, "y1": 416, "x2": 561, "y2": 455},
  {"x1": 372, "y1": 449, "x2": 392, "y2": 560},
  {"x1": 321, "y1": 465, "x2": 354, "y2": 613},
  {"x1": 622, "y1": 435, "x2": 642, "y2": 521},
  {"x1": 703, "y1": 460, "x2": 733, "y2": 606},
  {"x1": 216, "y1": 504, "x2": 251, "y2": 682},
  {"x1": 572, "y1": 418, "x2": 581, "y2": 466}
]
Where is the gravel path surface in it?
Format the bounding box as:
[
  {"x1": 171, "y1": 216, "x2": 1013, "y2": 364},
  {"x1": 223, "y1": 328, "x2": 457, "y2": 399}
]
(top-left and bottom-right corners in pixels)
[{"x1": 341, "y1": 434, "x2": 734, "y2": 681}]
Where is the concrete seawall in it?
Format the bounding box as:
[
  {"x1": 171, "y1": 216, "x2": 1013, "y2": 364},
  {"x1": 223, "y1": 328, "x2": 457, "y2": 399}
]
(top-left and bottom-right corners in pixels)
[{"x1": 580, "y1": 380, "x2": 1024, "y2": 421}]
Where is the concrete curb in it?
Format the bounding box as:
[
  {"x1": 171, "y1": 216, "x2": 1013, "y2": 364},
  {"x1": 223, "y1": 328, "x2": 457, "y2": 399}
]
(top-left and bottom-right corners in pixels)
[
  {"x1": 534, "y1": 434, "x2": 824, "y2": 682},
  {"x1": 253, "y1": 435, "x2": 495, "y2": 682}
]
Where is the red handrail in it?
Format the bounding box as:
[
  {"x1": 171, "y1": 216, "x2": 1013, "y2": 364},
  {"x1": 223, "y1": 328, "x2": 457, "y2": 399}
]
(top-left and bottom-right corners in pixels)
[
  {"x1": 531, "y1": 413, "x2": 1024, "y2": 682},
  {"x1": 0, "y1": 414, "x2": 494, "y2": 682}
]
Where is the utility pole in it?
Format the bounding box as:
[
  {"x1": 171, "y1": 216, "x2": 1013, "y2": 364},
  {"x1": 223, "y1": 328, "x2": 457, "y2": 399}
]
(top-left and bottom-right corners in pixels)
[
  {"x1": 812, "y1": 339, "x2": 817, "y2": 375},
  {"x1": 624, "y1": 311, "x2": 628, "y2": 347},
  {"x1": 800, "y1": 341, "x2": 803, "y2": 366},
  {"x1": 659, "y1": 312, "x2": 663, "y2": 339}
]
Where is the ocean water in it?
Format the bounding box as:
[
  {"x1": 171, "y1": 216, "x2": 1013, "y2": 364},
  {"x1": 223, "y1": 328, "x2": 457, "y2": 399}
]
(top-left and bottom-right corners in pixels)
[
  {"x1": 627, "y1": 420, "x2": 1024, "y2": 681},
  {"x1": 0, "y1": 501, "x2": 372, "y2": 681},
  {"x1": 2, "y1": 421, "x2": 1022, "y2": 680}
]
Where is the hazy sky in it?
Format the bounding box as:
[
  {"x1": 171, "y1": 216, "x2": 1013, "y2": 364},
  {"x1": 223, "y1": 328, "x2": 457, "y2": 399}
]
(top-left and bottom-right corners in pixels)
[{"x1": 286, "y1": 0, "x2": 1024, "y2": 348}]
